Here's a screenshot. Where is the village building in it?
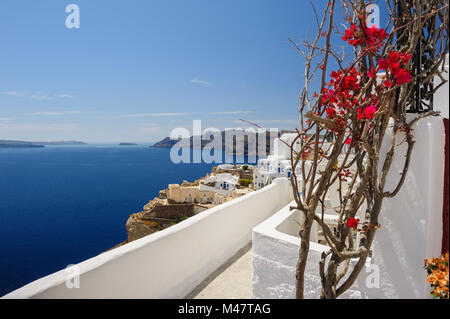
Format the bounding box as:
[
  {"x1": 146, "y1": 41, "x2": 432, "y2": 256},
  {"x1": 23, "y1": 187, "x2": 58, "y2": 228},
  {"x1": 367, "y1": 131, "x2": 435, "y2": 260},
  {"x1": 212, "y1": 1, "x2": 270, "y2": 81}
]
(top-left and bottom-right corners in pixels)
[{"x1": 253, "y1": 133, "x2": 301, "y2": 189}]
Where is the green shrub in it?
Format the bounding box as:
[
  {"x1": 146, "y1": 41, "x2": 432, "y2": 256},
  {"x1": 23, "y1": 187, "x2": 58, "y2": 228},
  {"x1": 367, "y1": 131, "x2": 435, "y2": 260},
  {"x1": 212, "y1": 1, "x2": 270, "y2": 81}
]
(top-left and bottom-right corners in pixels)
[{"x1": 239, "y1": 178, "x2": 252, "y2": 187}]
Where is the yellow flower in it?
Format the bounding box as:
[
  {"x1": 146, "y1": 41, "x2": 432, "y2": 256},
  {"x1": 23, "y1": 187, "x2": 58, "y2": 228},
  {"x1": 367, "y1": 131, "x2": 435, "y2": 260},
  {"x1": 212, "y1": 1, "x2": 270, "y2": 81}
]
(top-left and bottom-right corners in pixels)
[{"x1": 425, "y1": 253, "x2": 449, "y2": 299}]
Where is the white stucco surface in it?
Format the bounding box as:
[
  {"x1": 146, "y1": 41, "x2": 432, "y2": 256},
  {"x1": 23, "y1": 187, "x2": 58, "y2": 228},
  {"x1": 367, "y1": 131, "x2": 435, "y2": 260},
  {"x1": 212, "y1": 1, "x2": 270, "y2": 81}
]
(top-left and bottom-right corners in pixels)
[
  {"x1": 433, "y1": 56, "x2": 449, "y2": 118},
  {"x1": 372, "y1": 116, "x2": 446, "y2": 298},
  {"x1": 3, "y1": 178, "x2": 293, "y2": 299}
]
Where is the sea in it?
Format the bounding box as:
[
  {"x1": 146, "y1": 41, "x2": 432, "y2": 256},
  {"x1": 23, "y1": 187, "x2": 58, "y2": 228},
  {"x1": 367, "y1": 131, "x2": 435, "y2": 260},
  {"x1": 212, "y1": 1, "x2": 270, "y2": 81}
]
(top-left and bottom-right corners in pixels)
[{"x1": 0, "y1": 144, "x2": 254, "y2": 296}]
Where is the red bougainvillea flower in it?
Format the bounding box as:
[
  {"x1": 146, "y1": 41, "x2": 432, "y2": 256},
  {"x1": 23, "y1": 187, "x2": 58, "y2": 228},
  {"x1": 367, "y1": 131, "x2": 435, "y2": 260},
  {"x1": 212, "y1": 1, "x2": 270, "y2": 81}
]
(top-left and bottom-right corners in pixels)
[
  {"x1": 346, "y1": 217, "x2": 359, "y2": 229},
  {"x1": 400, "y1": 53, "x2": 412, "y2": 64},
  {"x1": 357, "y1": 108, "x2": 364, "y2": 120},
  {"x1": 377, "y1": 50, "x2": 412, "y2": 86},
  {"x1": 388, "y1": 51, "x2": 400, "y2": 65},
  {"x1": 394, "y1": 69, "x2": 412, "y2": 85},
  {"x1": 326, "y1": 107, "x2": 337, "y2": 118},
  {"x1": 390, "y1": 62, "x2": 401, "y2": 75},
  {"x1": 378, "y1": 59, "x2": 389, "y2": 70},
  {"x1": 342, "y1": 24, "x2": 361, "y2": 46},
  {"x1": 363, "y1": 104, "x2": 377, "y2": 120},
  {"x1": 364, "y1": 25, "x2": 388, "y2": 52},
  {"x1": 384, "y1": 78, "x2": 394, "y2": 88},
  {"x1": 343, "y1": 22, "x2": 387, "y2": 53}
]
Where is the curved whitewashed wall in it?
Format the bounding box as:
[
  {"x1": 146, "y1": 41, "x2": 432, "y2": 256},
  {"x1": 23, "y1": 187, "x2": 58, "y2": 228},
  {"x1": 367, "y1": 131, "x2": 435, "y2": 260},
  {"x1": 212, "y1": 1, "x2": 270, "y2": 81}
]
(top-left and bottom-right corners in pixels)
[
  {"x1": 3, "y1": 178, "x2": 293, "y2": 299},
  {"x1": 372, "y1": 59, "x2": 448, "y2": 298},
  {"x1": 372, "y1": 115, "x2": 446, "y2": 298}
]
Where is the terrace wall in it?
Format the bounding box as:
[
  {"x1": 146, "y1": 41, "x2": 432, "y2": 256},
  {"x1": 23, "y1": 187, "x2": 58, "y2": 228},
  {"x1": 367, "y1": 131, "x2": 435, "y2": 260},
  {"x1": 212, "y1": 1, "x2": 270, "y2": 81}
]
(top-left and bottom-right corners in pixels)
[{"x1": 3, "y1": 178, "x2": 293, "y2": 299}]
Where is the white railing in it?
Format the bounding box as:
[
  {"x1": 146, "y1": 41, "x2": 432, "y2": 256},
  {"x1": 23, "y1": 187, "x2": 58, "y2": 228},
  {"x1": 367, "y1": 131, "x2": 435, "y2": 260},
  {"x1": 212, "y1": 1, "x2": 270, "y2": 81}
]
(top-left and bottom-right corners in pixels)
[{"x1": 3, "y1": 178, "x2": 293, "y2": 299}]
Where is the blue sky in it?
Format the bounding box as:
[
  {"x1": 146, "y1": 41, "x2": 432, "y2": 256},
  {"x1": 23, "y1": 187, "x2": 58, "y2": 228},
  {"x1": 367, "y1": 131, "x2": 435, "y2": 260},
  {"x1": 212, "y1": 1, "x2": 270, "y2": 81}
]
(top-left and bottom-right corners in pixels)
[{"x1": 0, "y1": 0, "x2": 358, "y2": 143}]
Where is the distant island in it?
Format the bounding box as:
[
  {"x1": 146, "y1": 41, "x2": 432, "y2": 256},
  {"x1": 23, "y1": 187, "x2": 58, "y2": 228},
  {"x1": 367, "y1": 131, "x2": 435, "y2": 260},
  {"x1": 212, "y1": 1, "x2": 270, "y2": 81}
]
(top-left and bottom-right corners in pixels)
[
  {"x1": 0, "y1": 140, "x2": 86, "y2": 148},
  {"x1": 151, "y1": 130, "x2": 296, "y2": 156},
  {"x1": 119, "y1": 142, "x2": 138, "y2": 146}
]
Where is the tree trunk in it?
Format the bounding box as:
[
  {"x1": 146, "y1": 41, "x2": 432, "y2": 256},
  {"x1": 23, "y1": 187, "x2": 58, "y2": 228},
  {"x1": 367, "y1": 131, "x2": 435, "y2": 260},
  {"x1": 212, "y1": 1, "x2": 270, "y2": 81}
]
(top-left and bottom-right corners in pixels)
[{"x1": 295, "y1": 209, "x2": 315, "y2": 298}]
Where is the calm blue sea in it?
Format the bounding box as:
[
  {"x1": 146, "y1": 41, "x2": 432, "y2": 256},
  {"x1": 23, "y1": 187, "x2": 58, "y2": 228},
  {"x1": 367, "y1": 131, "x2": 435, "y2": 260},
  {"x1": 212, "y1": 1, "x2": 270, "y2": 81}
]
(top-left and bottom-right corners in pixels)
[{"x1": 0, "y1": 145, "x2": 243, "y2": 296}]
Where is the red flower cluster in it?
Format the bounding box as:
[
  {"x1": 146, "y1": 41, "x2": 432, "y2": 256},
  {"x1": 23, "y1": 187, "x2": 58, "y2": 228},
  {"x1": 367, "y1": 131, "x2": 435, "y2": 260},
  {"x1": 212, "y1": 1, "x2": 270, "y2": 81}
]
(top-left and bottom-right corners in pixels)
[
  {"x1": 323, "y1": 68, "x2": 360, "y2": 112},
  {"x1": 312, "y1": 20, "x2": 413, "y2": 144},
  {"x1": 342, "y1": 23, "x2": 388, "y2": 53},
  {"x1": 326, "y1": 107, "x2": 337, "y2": 118},
  {"x1": 346, "y1": 217, "x2": 359, "y2": 229},
  {"x1": 363, "y1": 25, "x2": 388, "y2": 52},
  {"x1": 321, "y1": 66, "x2": 381, "y2": 131},
  {"x1": 357, "y1": 104, "x2": 377, "y2": 120},
  {"x1": 378, "y1": 51, "x2": 412, "y2": 86},
  {"x1": 321, "y1": 67, "x2": 365, "y2": 133},
  {"x1": 342, "y1": 24, "x2": 360, "y2": 46}
]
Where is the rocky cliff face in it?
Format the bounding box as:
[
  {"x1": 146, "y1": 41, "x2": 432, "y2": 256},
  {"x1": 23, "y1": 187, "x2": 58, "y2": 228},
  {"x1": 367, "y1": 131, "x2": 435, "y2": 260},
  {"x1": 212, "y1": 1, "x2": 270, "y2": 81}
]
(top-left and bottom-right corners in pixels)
[
  {"x1": 126, "y1": 198, "x2": 162, "y2": 242},
  {"x1": 126, "y1": 197, "x2": 199, "y2": 242},
  {"x1": 150, "y1": 130, "x2": 296, "y2": 156},
  {"x1": 125, "y1": 214, "x2": 160, "y2": 242}
]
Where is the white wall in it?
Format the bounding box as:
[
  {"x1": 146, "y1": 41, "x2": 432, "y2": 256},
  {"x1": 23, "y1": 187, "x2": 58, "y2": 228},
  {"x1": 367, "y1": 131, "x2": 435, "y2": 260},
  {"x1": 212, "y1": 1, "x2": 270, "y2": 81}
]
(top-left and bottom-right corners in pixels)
[
  {"x1": 372, "y1": 58, "x2": 448, "y2": 298},
  {"x1": 3, "y1": 178, "x2": 293, "y2": 299},
  {"x1": 372, "y1": 116, "x2": 446, "y2": 298},
  {"x1": 273, "y1": 133, "x2": 301, "y2": 159},
  {"x1": 198, "y1": 183, "x2": 230, "y2": 197},
  {"x1": 434, "y1": 55, "x2": 449, "y2": 119}
]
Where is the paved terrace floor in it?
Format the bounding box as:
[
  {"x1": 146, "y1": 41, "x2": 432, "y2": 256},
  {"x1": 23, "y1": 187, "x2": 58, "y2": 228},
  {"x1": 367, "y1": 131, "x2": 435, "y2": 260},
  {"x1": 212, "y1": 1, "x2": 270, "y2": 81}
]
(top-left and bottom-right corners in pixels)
[{"x1": 186, "y1": 243, "x2": 252, "y2": 299}]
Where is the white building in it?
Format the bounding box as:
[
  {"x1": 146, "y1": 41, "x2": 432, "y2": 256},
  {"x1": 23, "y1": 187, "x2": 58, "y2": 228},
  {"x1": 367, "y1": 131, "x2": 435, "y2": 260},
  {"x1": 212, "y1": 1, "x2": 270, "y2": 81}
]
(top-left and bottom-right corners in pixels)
[
  {"x1": 216, "y1": 164, "x2": 235, "y2": 171},
  {"x1": 253, "y1": 133, "x2": 301, "y2": 189},
  {"x1": 199, "y1": 173, "x2": 239, "y2": 196}
]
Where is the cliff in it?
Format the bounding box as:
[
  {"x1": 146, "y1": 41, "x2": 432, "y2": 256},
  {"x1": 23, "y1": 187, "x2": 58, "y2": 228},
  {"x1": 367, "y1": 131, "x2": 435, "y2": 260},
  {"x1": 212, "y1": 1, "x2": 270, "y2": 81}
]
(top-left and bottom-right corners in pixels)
[
  {"x1": 126, "y1": 214, "x2": 162, "y2": 242},
  {"x1": 125, "y1": 197, "x2": 199, "y2": 242},
  {"x1": 152, "y1": 137, "x2": 179, "y2": 148},
  {"x1": 151, "y1": 130, "x2": 295, "y2": 156}
]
